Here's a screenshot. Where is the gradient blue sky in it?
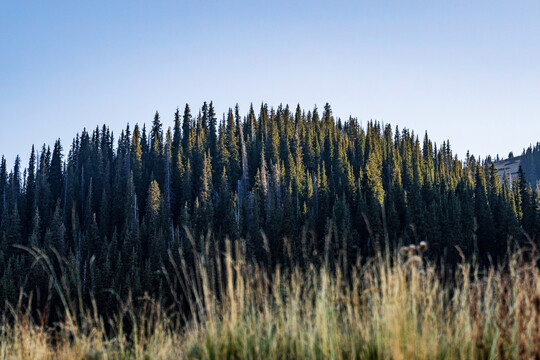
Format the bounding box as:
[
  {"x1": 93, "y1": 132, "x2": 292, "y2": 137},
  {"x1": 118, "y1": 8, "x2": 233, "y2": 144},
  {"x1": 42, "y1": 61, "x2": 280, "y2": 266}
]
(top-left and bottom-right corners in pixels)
[{"x1": 1, "y1": 1, "x2": 540, "y2": 167}]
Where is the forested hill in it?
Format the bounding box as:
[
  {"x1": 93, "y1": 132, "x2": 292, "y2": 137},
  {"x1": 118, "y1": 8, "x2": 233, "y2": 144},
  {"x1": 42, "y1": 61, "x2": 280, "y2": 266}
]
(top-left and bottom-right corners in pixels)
[{"x1": 0, "y1": 102, "x2": 538, "y2": 311}]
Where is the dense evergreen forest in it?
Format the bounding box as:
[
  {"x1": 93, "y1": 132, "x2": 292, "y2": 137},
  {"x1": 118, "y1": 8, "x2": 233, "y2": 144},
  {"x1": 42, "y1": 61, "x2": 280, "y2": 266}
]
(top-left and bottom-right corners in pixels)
[{"x1": 0, "y1": 102, "x2": 539, "y2": 314}]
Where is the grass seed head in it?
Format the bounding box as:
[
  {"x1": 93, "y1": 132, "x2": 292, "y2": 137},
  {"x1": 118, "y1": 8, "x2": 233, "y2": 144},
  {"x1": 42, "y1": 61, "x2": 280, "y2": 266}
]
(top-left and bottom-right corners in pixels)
[{"x1": 399, "y1": 246, "x2": 410, "y2": 257}]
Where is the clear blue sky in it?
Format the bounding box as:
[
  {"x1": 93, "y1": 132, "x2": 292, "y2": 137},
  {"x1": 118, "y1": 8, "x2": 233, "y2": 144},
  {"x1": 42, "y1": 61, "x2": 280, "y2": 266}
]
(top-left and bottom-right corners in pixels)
[{"x1": 2, "y1": 0, "x2": 540, "y2": 168}]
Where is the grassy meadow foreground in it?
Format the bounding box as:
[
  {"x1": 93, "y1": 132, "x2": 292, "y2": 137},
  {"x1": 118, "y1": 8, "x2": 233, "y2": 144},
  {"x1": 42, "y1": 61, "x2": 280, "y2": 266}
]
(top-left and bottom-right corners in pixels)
[{"x1": 1, "y1": 241, "x2": 539, "y2": 360}]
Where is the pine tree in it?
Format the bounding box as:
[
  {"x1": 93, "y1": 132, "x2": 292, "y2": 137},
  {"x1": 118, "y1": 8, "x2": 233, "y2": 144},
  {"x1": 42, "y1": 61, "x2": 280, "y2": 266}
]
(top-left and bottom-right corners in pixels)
[
  {"x1": 208, "y1": 101, "x2": 218, "y2": 163},
  {"x1": 49, "y1": 199, "x2": 66, "y2": 255},
  {"x1": 0, "y1": 157, "x2": 7, "y2": 221},
  {"x1": 131, "y1": 124, "x2": 144, "y2": 217},
  {"x1": 145, "y1": 179, "x2": 165, "y2": 270},
  {"x1": 196, "y1": 152, "x2": 214, "y2": 235},
  {"x1": 216, "y1": 119, "x2": 230, "y2": 183},
  {"x1": 518, "y1": 165, "x2": 535, "y2": 237},
  {"x1": 150, "y1": 111, "x2": 164, "y2": 185},
  {"x1": 171, "y1": 109, "x2": 184, "y2": 221},
  {"x1": 226, "y1": 107, "x2": 240, "y2": 182},
  {"x1": 25, "y1": 147, "x2": 37, "y2": 235},
  {"x1": 365, "y1": 147, "x2": 385, "y2": 207},
  {"x1": 182, "y1": 104, "x2": 193, "y2": 157},
  {"x1": 474, "y1": 164, "x2": 494, "y2": 260},
  {"x1": 49, "y1": 140, "x2": 64, "y2": 205}
]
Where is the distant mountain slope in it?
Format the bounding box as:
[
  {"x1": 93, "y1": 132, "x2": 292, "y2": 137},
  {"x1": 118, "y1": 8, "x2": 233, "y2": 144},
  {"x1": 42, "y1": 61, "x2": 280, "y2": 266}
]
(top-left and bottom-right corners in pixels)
[
  {"x1": 494, "y1": 155, "x2": 522, "y2": 179},
  {"x1": 494, "y1": 143, "x2": 540, "y2": 186}
]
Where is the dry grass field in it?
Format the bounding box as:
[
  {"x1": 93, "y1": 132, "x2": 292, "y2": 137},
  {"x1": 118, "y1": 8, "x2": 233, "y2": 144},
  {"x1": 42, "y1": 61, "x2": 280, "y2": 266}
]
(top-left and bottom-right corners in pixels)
[{"x1": 1, "y1": 240, "x2": 539, "y2": 359}]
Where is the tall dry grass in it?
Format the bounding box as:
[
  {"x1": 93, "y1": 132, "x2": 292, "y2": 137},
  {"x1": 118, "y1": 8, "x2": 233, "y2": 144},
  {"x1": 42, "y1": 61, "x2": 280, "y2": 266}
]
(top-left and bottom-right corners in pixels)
[{"x1": 1, "y1": 238, "x2": 539, "y2": 359}]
